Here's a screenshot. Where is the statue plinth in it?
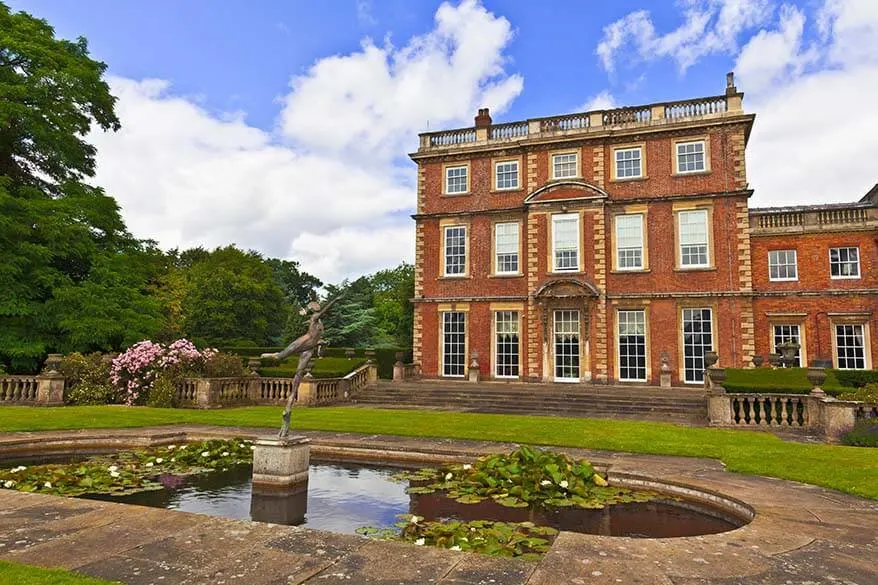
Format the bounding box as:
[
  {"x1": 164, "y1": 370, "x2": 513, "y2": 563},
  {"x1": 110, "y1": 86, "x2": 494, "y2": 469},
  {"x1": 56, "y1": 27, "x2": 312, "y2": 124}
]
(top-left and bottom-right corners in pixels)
[{"x1": 252, "y1": 436, "x2": 310, "y2": 488}]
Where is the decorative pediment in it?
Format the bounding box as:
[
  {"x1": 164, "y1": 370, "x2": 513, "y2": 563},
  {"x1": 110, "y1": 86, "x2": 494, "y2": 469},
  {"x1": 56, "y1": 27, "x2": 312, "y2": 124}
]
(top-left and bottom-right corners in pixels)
[
  {"x1": 524, "y1": 180, "x2": 608, "y2": 205},
  {"x1": 533, "y1": 277, "x2": 600, "y2": 299}
]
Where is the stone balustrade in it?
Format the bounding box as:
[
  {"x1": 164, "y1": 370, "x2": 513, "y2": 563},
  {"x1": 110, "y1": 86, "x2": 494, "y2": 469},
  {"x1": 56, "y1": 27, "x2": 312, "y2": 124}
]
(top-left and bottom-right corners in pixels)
[
  {"x1": 708, "y1": 392, "x2": 874, "y2": 438},
  {"x1": 174, "y1": 362, "x2": 377, "y2": 409},
  {"x1": 392, "y1": 362, "x2": 421, "y2": 383},
  {"x1": 751, "y1": 204, "x2": 877, "y2": 235},
  {"x1": 417, "y1": 93, "x2": 744, "y2": 152},
  {"x1": 0, "y1": 374, "x2": 64, "y2": 406}
]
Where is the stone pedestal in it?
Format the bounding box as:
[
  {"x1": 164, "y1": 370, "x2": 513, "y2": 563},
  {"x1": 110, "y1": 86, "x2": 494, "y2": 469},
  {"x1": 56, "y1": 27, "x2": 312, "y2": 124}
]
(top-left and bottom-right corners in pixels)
[
  {"x1": 707, "y1": 394, "x2": 733, "y2": 425},
  {"x1": 660, "y1": 371, "x2": 671, "y2": 388},
  {"x1": 820, "y1": 399, "x2": 857, "y2": 439},
  {"x1": 252, "y1": 436, "x2": 310, "y2": 488},
  {"x1": 36, "y1": 371, "x2": 65, "y2": 406},
  {"x1": 250, "y1": 481, "x2": 308, "y2": 525}
]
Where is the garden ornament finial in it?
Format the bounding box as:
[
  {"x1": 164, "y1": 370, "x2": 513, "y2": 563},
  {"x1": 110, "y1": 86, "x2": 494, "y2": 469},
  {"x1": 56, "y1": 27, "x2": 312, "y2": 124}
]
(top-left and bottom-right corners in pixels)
[{"x1": 261, "y1": 295, "x2": 340, "y2": 438}]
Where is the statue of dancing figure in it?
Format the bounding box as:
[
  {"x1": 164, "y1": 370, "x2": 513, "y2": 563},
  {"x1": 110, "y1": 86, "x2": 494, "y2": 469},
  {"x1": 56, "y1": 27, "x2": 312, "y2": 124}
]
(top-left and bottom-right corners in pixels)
[{"x1": 262, "y1": 297, "x2": 339, "y2": 438}]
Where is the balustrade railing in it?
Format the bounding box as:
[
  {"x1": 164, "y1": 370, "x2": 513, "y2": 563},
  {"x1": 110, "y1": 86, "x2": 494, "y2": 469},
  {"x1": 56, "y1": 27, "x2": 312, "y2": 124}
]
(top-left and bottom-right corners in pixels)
[
  {"x1": 757, "y1": 213, "x2": 803, "y2": 229},
  {"x1": 539, "y1": 113, "x2": 590, "y2": 133},
  {"x1": 0, "y1": 376, "x2": 39, "y2": 404},
  {"x1": 217, "y1": 378, "x2": 251, "y2": 405},
  {"x1": 730, "y1": 394, "x2": 808, "y2": 427},
  {"x1": 856, "y1": 403, "x2": 878, "y2": 420},
  {"x1": 818, "y1": 208, "x2": 867, "y2": 225},
  {"x1": 176, "y1": 379, "x2": 197, "y2": 405},
  {"x1": 602, "y1": 106, "x2": 651, "y2": 126},
  {"x1": 489, "y1": 121, "x2": 528, "y2": 140},
  {"x1": 429, "y1": 128, "x2": 477, "y2": 147},
  {"x1": 664, "y1": 97, "x2": 726, "y2": 120},
  {"x1": 259, "y1": 377, "x2": 296, "y2": 403}
]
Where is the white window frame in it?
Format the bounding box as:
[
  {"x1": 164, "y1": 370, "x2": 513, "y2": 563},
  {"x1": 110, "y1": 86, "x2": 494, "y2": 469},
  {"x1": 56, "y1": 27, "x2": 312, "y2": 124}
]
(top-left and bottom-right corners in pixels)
[
  {"x1": 494, "y1": 311, "x2": 520, "y2": 379},
  {"x1": 615, "y1": 214, "x2": 644, "y2": 271},
  {"x1": 618, "y1": 309, "x2": 648, "y2": 382},
  {"x1": 494, "y1": 222, "x2": 520, "y2": 275},
  {"x1": 552, "y1": 213, "x2": 580, "y2": 272},
  {"x1": 678, "y1": 209, "x2": 710, "y2": 268},
  {"x1": 614, "y1": 147, "x2": 643, "y2": 180},
  {"x1": 444, "y1": 165, "x2": 468, "y2": 195},
  {"x1": 552, "y1": 153, "x2": 578, "y2": 179},
  {"x1": 443, "y1": 225, "x2": 467, "y2": 277},
  {"x1": 835, "y1": 323, "x2": 867, "y2": 370},
  {"x1": 681, "y1": 308, "x2": 713, "y2": 384},
  {"x1": 494, "y1": 160, "x2": 520, "y2": 190},
  {"x1": 441, "y1": 311, "x2": 467, "y2": 377},
  {"x1": 675, "y1": 140, "x2": 706, "y2": 174},
  {"x1": 768, "y1": 250, "x2": 798, "y2": 282},
  {"x1": 554, "y1": 309, "x2": 580, "y2": 382},
  {"x1": 829, "y1": 247, "x2": 860, "y2": 279},
  {"x1": 772, "y1": 324, "x2": 803, "y2": 367}
]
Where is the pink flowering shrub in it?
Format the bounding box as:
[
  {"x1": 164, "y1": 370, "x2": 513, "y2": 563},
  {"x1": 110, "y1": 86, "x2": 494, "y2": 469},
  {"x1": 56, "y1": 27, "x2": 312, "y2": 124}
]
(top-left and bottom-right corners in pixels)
[{"x1": 111, "y1": 339, "x2": 217, "y2": 406}]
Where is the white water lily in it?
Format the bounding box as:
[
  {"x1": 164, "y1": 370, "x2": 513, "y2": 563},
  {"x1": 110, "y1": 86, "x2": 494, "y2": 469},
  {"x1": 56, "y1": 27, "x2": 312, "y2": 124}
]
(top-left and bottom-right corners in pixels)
[
  {"x1": 155, "y1": 458, "x2": 164, "y2": 464},
  {"x1": 414, "y1": 538, "x2": 425, "y2": 546},
  {"x1": 3, "y1": 480, "x2": 15, "y2": 488},
  {"x1": 170, "y1": 458, "x2": 176, "y2": 462},
  {"x1": 559, "y1": 480, "x2": 569, "y2": 489},
  {"x1": 409, "y1": 515, "x2": 420, "y2": 524},
  {"x1": 221, "y1": 452, "x2": 230, "y2": 457},
  {"x1": 107, "y1": 465, "x2": 118, "y2": 473},
  {"x1": 250, "y1": 445, "x2": 256, "y2": 450},
  {"x1": 201, "y1": 451, "x2": 210, "y2": 457},
  {"x1": 450, "y1": 545, "x2": 461, "y2": 551},
  {"x1": 10, "y1": 466, "x2": 26, "y2": 473},
  {"x1": 540, "y1": 480, "x2": 551, "y2": 486},
  {"x1": 110, "y1": 471, "x2": 120, "y2": 478},
  {"x1": 445, "y1": 472, "x2": 453, "y2": 481},
  {"x1": 167, "y1": 445, "x2": 176, "y2": 450},
  {"x1": 462, "y1": 464, "x2": 472, "y2": 470},
  {"x1": 43, "y1": 482, "x2": 52, "y2": 488},
  {"x1": 145, "y1": 462, "x2": 154, "y2": 467}
]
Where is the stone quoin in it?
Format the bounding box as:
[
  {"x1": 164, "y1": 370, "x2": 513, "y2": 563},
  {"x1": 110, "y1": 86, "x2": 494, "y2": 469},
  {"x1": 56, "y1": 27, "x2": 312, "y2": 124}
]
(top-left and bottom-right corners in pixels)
[{"x1": 409, "y1": 74, "x2": 878, "y2": 386}]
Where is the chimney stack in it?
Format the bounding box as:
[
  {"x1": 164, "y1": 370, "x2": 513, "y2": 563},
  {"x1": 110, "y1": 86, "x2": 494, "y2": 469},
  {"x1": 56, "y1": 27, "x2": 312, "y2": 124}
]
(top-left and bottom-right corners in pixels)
[
  {"x1": 725, "y1": 71, "x2": 737, "y2": 95},
  {"x1": 474, "y1": 107, "x2": 492, "y2": 128}
]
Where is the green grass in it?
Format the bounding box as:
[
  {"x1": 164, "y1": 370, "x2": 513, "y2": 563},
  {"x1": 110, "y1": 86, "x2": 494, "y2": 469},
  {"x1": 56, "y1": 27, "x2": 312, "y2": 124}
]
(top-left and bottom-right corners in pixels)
[
  {"x1": 1, "y1": 405, "x2": 876, "y2": 499},
  {"x1": 723, "y1": 367, "x2": 851, "y2": 395},
  {"x1": 0, "y1": 561, "x2": 119, "y2": 584}
]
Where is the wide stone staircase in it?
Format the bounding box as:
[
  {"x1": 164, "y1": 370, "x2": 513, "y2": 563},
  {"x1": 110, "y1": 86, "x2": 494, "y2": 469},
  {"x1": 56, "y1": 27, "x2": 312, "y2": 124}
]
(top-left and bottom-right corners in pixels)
[{"x1": 355, "y1": 380, "x2": 708, "y2": 424}]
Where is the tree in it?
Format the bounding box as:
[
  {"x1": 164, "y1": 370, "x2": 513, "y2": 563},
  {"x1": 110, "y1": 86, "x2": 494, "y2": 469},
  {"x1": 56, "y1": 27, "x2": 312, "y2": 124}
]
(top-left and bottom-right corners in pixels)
[
  {"x1": 180, "y1": 246, "x2": 287, "y2": 346},
  {"x1": 370, "y1": 263, "x2": 414, "y2": 348},
  {"x1": 321, "y1": 277, "x2": 391, "y2": 348},
  {"x1": 0, "y1": 4, "x2": 166, "y2": 371}
]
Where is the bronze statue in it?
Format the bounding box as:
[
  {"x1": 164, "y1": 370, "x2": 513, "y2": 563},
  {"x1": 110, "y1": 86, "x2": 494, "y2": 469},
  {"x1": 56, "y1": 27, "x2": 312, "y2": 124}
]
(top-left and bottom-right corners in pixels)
[{"x1": 262, "y1": 296, "x2": 339, "y2": 438}]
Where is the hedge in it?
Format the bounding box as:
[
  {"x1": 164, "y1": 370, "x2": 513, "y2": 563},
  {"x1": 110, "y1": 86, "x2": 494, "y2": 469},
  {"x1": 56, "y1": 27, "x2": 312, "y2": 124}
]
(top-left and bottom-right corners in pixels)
[
  {"x1": 258, "y1": 357, "x2": 367, "y2": 379},
  {"x1": 832, "y1": 370, "x2": 878, "y2": 389},
  {"x1": 722, "y1": 367, "x2": 853, "y2": 396},
  {"x1": 219, "y1": 346, "x2": 411, "y2": 379}
]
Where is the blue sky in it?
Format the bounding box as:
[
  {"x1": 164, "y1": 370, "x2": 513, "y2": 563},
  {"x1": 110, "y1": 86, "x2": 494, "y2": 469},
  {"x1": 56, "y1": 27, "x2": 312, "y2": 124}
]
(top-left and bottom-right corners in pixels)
[{"x1": 8, "y1": 1, "x2": 878, "y2": 282}]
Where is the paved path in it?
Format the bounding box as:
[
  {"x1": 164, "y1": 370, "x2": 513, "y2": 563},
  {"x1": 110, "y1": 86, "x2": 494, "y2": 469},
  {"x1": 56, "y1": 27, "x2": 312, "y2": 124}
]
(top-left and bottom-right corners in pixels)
[{"x1": 0, "y1": 426, "x2": 876, "y2": 584}]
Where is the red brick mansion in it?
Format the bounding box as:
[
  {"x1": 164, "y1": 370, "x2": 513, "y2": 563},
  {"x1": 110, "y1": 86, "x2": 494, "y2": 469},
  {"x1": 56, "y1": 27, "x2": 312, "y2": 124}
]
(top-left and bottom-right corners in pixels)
[{"x1": 408, "y1": 75, "x2": 877, "y2": 386}]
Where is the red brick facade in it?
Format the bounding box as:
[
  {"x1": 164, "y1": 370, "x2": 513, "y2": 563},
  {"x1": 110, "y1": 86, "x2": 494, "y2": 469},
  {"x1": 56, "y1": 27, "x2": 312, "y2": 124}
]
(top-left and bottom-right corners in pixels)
[{"x1": 410, "y1": 85, "x2": 878, "y2": 386}]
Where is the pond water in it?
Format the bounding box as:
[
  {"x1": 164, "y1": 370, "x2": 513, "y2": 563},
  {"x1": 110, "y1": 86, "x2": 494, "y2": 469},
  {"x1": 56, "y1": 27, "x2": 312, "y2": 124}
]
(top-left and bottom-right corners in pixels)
[{"x1": 82, "y1": 462, "x2": 743, "y2": 538}]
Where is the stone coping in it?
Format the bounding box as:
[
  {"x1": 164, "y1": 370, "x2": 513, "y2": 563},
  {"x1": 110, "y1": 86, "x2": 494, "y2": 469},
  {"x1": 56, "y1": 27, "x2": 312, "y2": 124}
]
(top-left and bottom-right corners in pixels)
[{"x1": 0, "y1": 425, "x2": 876, "y2": 584}]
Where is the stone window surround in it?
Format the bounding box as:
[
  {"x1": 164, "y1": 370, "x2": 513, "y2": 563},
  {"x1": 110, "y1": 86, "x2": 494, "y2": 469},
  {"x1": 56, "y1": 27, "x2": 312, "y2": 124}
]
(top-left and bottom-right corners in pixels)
[
  {"x1": 439, "y1": 218, "x2": 470, "y2": 278},
  {"x1": 610, "y1": 143, "x2": 647, "y2": 181},
  {"x1": 611, "y1": 205, "x2": 649, "y2": 272},
  {"x1": 673, "y1": 136, "x2": 711, "y2": 176},
  {"x1": 437, "y1": 302, "x2": 470, "y2": 378},
  {"x1": 442, "y1": 162, "x2": 471, "y2": 196},
  {"x1": 766, "y1": 314, "x2": 808, "y2": 367},
  {"x1": 549, "y1": 212, "x2": 583, "y2": 273},
  {"x1": 614, "y1": 305, "x2": 651, "y2": 383},
  {"x1": 549, "y1": 149, "x2": 580, "y2": 180},
  {"x1": 491, "y1": 302, "x2": 524, "y2": 380},
  {"x1": 829, "y1": 313, "x2": 872, "y2": 370},
  {"x1": 673, "y1": 200, "x2": 715, "y2": 271},
  {"x1": 491, "y1": 219, "x2": 523, "y2": 277},
  {"x1": 491, "y1": 156, "x2": 523, "y2": 192},
  {"x1": 678, "y1": 302, "x2": 718, "y2": 385}
]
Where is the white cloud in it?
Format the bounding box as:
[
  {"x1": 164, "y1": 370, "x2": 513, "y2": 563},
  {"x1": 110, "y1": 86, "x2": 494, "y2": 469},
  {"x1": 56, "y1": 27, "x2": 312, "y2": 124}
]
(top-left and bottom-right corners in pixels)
[
  {"x1": 88, "y1": 0, "x2": 523, "y2": 283},
  {"x1": 597, "y1": 0, "x2": 772, "y2": 73},
  {"x1": 579, "y1": 90, "x2": 616, "y2": 112},
  {"x1": 739, "y1": 0, "x2": 878, "y2": 206}
]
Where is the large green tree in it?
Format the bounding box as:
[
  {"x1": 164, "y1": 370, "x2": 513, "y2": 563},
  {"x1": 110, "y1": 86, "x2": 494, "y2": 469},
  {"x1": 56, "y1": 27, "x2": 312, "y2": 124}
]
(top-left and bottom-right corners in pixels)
[{"x1": 0, "y1": 3, "x2": 165, "y2": 371}]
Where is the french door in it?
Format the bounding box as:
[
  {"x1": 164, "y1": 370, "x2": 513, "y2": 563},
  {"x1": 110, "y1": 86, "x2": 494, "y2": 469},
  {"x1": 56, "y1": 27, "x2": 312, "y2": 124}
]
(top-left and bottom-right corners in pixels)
[
  {"x1": 442, "y1": 312, "x2": 466, "y2": 377},
  {"x1": 554, "y1": 310, "x2": 580, "y2": 382}
]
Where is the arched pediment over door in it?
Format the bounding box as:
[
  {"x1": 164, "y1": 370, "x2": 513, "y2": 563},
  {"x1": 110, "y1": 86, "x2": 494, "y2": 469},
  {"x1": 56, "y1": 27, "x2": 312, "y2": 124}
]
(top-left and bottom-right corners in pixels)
[{"x1": 524, "y1": 180, "x2": 608, "y2": 206}]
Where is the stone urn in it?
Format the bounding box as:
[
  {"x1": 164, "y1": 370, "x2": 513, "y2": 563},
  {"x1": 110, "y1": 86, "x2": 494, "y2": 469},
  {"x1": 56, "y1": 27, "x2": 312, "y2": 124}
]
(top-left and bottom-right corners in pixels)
[
  {"x1": 344, "y1": 348, "x2": 356, "y2": 359},
  {"x1": 768, "y1": 353, "x2": 781, "y2": 368},
  {"x1": 43, "y1": 353, "x2": 63, "y2": 373},
  {"x1": 394, "y1": 351, "x2": 405, "y2": 365},
  {"x1": 778, "y1": 343, "x2": 800, "y2": 365},
  {"x1": 704, "y1": 351, "x2": 719, "y2": 368},
  {"x1": 707, "y1": 366, "x2": 727, "y2": 389},
  {"x1": 751, "y1": 355, "x2": 764, "y2": 368},
  {"x1": 806, "y1": 367, "x2": 827, "y2": 396}
]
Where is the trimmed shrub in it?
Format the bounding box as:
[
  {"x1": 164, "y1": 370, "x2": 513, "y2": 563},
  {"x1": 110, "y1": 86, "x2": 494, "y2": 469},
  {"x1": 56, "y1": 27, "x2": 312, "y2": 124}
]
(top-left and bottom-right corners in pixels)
[
  {"x1": 59, "y1": 353, "x2": 116, "y2": 405},
  {"x1": 833, "y1": 370, "x2": 878, "y2": 389},
  {"x1": 217, "y1": 346, "x2": 284, "y2": 358},
  {"x1": 841, "y1": 419, "x2": 878, "y2": 447},
  {"x1": 722, "y1": 368, "x2": 851, "y2": 397},
  {"x1": 203, "y1": 352, "x2": 247, "y2": 377},
  {"x1": 259, "y1": 357, "x2": 367, "y2": 379},
  {"x1": 838, "y1": 383, "x2": 878, "y2": 403},
  {"x1": 147, "y1": 372, "x2": 177, "y2": 408},
  {"x1": 224, "y1": 346, "x2": 411, "y2": 379}
]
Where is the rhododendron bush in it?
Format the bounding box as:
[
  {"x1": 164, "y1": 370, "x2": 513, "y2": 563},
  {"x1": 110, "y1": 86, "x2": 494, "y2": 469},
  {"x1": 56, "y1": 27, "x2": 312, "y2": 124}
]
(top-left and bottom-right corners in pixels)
[{"x1": 111, "y1": 339, "x2": 217, "y2": 405}]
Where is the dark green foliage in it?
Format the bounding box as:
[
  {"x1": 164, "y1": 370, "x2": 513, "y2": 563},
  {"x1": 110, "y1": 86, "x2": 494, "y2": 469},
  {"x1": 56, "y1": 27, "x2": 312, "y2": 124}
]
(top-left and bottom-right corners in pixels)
[
  {"x1": 841, "y1": 420, "x2": 878, "y2": 447},
  {"x1": 203, "y1": 352, "x2": 247, "y2": 378},
  {"x1": 146, "y1": 372, "x2": 177, "y2": 408},
  {"x1": 722, "y1": 368, "x2": 850, "y2": 396},
  {"x1": 370, "y1": 263, "x2": 414, "y2": 348},
  {"x1": 259, "y1": 357, "x2": 366, "y2": 379},
  {"x1": 838, "y1": 384, "x2": 878, "y2": 403},
  {"x1": 181, "y1": 246, "x2": 287, "y2": 346},
  {"x1": 833, "y1": 370, "x2": 878, "y2": 389},
  {"x1": 217, "y1": 346, "x2": 284, "y2": 357},
  {"x1": 59, "y1": 352, "x2": 115, "y2": 405},
  {"x1": 220, "y1": 346, "x2": 410, "y2": 379}
]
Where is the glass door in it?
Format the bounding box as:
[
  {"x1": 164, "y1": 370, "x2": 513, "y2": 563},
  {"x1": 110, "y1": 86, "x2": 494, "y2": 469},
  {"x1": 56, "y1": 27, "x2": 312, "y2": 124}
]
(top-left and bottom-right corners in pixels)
[{"x1": 554, "y1": 309, "x2": 580, "y2": 382}]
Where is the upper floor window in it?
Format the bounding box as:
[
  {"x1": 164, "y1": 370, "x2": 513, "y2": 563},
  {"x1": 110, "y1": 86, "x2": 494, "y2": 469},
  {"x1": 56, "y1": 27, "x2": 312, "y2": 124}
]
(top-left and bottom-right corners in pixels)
[
  {"x1": 678, "y1": 209, "x2": 709, "y2": 268},
  {"x1": 676, "y1": 140, "x2": 706, "y2": 174},
  {"x1": 614, "y1": 147, "x2": 643, "y2": 179},
  {"x1": 552, "y1": 153, "x2": 578, "y2": 179},
  {"x1": 552, "y1": 213, "x2": 579, "y2": 272},
  {"x1": 830, "y1": 247, "x2": 860, "y2": 279},
  {"x1": 495, "y1": 160, "x2": 519, "y2": 190},
  {"x1": 615, "y1": 214, "x2": 644, "y2": 271},
  {"x1": 495, "y1": 222, "x2": 520, "y2": 275},
  {"x1": 445, "y1": 165, "x2": 468, "y2": 195},
  {"x1": 443, "y1": 225, "x2": 467, "y2": 276},
  {"x1": 768, "y1": 250, "x2": 798, "y2": 281}
]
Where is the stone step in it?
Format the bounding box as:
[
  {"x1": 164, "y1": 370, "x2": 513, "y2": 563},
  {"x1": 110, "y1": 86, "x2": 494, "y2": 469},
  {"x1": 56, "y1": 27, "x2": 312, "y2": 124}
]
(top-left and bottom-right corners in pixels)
[{"x1": 358, "y1": 391, "x2": 705, "y2": 407}]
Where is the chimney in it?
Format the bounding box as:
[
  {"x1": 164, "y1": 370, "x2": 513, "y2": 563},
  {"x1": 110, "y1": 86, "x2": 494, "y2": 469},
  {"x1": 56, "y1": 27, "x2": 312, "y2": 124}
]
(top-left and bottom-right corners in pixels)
[
  {"x1": 474, "y1": 107, "x2": 492, "y2": 128},
  {"x1": 725, "y1": 71, "x2": 737, "y2": 95}
]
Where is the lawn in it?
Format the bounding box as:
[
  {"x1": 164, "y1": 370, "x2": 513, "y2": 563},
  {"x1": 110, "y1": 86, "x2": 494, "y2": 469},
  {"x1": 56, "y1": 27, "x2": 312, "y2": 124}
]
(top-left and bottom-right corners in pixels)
[
  {"x1": 0, "y1": 405, "x2": 876, "y2": 499},
  {"x1": 0, "y1": 561, "x2": 118, "y2": 584}
]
